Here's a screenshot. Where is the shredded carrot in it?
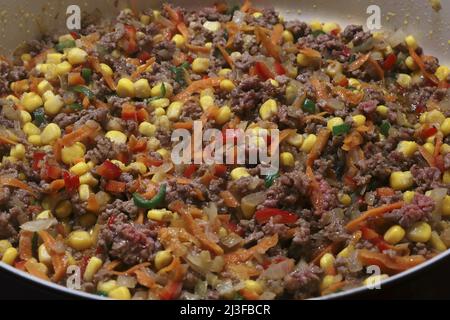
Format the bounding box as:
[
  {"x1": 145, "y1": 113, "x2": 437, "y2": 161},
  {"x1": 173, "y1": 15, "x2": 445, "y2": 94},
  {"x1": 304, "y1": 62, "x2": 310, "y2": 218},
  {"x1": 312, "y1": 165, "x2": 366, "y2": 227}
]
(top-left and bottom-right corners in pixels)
[
  {"x1": 271, "y1": 24, "x2": 284, "y2": 45},
  {"x1": 298, "y1": 47, "x2": 322, "y2": 59},
  {"x1": 174, "y1": 77, "x2": 222, "y2": 102},
  {"x1": 48, "y1": 179, "x2": 65, "y2": 193},
  {"x1": 25, "y1": 259, "x2": 51, "y2": 281},
  {"x1": 342, "y1": 130, "x2": 364, "y2": 151},
  {"x1": 217, "y1": 44, "x2": 234, "y2": 69},
  {"x1": 376, "y1": 187, "x2": 395, "y2": 197},
  {"x1": 169, "y1": 200, "x2": 224, "y2": 255},
  {"x1": 38, "y1": 231, "x2": 68, "y2": 282},
  {"x1": 220, "y1": 190, "x2": 239, "y2": 208},
  {"x1": 321, "y1": 281, "x2": 347, "y2": 296},
  {"x1": 279, "y1": 128, "x2": 297, "y2": 143},
  {"x1": 348, "y1": 53, "x2": 370, "y2": 72},
  {"x1": 110, "y1": 262, "x2": 151, "y2": 275},
  {"x1": 0, "y1": 136, "x2": 18, "y2": 145},
  {"x1": 0, "y1": 177, "x2": 38, "y2": 197},
  {"x1": 225, "y1": 234, "x2": 278, "y2": 264},
  {"x1": 306, "y1": 166, "x2": 324, "y2": 215},
  {"x1": 177, "y1": 22, "x2": 190, "y2": 40},
  {"x1": 306, "y1": 128, "x2": 330, "y2": 167},
  {"x1": 345, "y1": 201, "x2": 404, "y2": 232},
  {"x1": 368, "y1": 57, "x2": 385, "y2": 80},
  {"x1": 163, "y1": 3, "x2": 182, "y2": 23},
  {"x1": 418, "y1": 146, "x2": 436, "y2": 167},
  {"x1": 173, "y1": 121, "x2": 194, "y2": 130},
  {"x1": 333, "y1": 87, "x2": 364, "y2": 105},
  {"x1": 134, "y1": 268, "x2": 158, "y2": 289},
  {"x1": 185, "y1": 43, "x2": 212, "y2": 53},
  {"x1": 18, "y1": 231, "x2": 33, "y2": 261},
  {"x1": 240, "y1": 0, "x2": 252, "y2": 12},
  {"x1": 60, "y1": 122, "x2": 101, "y2": 146},
  {"x1": 408, "y1": 47, "x2": 439, "y2": 85},
  {"x1": 105, "y1": 260, "x2": 121, "y2": 271},
  {"x1": 311, "y1": 242, "x2": 342, "y2": 265},
  {"x1": 135, "y1": 210, "x2": 145, "y2": 224},
  {"x1": 89, "y1": 56, "x2": 116, "y2": 90},
  {"x1": 131, "y1": 57, "x2": 156, "y2": 80},
  {"x1": 255, "y1": 26, "x2": 281, "y2": 62},
  {"x1": 310, "y1": 78, "x2": 329, "y2": 100}
]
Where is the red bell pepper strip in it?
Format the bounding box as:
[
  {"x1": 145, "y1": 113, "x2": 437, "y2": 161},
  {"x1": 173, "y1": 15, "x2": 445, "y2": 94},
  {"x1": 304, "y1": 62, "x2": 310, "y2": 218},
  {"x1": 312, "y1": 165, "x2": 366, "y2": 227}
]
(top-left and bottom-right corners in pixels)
[
  {"x1": 361, "y1": 227, "x2": 393, "y2": 251},
  {"x1": 159, "y1": 281, "x2": 182, "y2": 300},
  {"x1": 32, "y1": 152, "x2": 46, "y2": 171},
  {"x1": 43, "y1": 163, "x2": 62, "y2": 181},
  {"x1": 274, "y1": 62, "x2": 286, "y2": 75},
  {"x1": 183, "y1": 164, "x2": 197, "y2": 178},
  {"x1": 419, "y1": 126, "x2": 437, "y2": 139},
  {"x1": 213, "y1": 164, "x2": 227, "y2": 177},
  {"x1": 382, "y1": 53, "x2": 397, "y2": 71},
  {"x1": 255, "y1": 208, "x2": 298, "y2": 224},
  {"x1": 62, "y1": 171, "x2": 80, "y2": 193},
  {"x1": 105, "y1": 180, "x2": 126, "y2": 193},
  {"x1": 96, "y1": 160, "x2": 122, "y2": 180},
  {"x1": 121, "y1": 104, "x2": 137, "y2": 121},
  {"x1": 254, "y1": 61, "x2": 275, "y2": 81},
  {"x1": 122, "y1": 25, "x2": 138, "y2": 54}
]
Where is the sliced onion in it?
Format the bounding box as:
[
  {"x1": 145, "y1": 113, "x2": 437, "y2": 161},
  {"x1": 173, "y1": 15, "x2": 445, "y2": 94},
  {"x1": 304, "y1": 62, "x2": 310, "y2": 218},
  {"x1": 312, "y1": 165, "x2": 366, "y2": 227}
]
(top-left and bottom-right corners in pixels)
[
  {"x1": 353, "y1": 37, "x2": 375, "y2": 53},
  {"x1": 147, "y1": 162, "x2": 174, "y2": 175},
  {"x1": 326, "y1": 98, "x2": 345, "y2": 110},
  {"x1": 194, "y1": 280, "x2": 208, "y2": 298},
  {"x1": 20, "y1": 218, "x2": 57, "y2": 232},
  {"x1": 203, "y1": 202, "x2": 218, "y2": 221},
  {"x1": 241, "y1": 191, "x2": 266, "y2": 218},
  {"x1": 53, "y1": 239, "x2": 66, "y2": 254},
  {"x1": 232, "y1": 10, "x2": 246, "y2": 25},
  {"x1": 117, "y1": 275, "x2": 137, "y2": 288},
  {"x1": 131, "y1": 290, "x2": 149, "y2": 300},
  {"x1": 429, "y1": 188, "x2": 447, "y2": 221},
  {"x1": 1, "y1": 103, "x2": 20, "y2": 120},
  {"x1": 221, "y1": 232, "x2": 243, "y2": 249},
  {"x1": 261, "y1": 259, "x2": 295, "y2": 280},
  {"x1": 186, "y1": 250, "x2": 212, "y2": 275},
  {"x1": 210, "y1": 256, "x2": 225, "y2": 273},
  {"x1": 387, "y1": 29, "x2": 406, "y2": 48}
]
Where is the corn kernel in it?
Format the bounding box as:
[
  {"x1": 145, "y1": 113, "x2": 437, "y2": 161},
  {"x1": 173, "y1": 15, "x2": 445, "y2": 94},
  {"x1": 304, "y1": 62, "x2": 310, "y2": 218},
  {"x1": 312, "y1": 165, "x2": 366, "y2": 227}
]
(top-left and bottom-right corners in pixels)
[
  {"x1": 423, "y1": 142, "x2": 435, "y2": 155},
  {"x1": 390, "y1": 171, "x2": 414, "y2": 190},
  {"x1": 100, "y1": 63, "x2": 113, "y2": 77},
  {"x1": 243, "y1": 280, "x2": 263, "y2": 295},
  {"x1": 128, "y1": 162, "x2": 147, "y2": 175},
  {"x1": 252, "y1": 11, "x2": 263, "y2": 18},
  {"x1": 134, "y1": 79, "x2": 152, "y2": 98},
  {"x1": 139, "y1": 121, "x2": 157, "y2": 137},
  {"x1": 46, "y1": 52, "x2": 63, "y2": 64},
  {"x1": 56, "y1": 61, "x2": 72, "y2": 76},
  {"x1": 83, "y1": 257, "x2": 103, "y2": 282},
  {"x1": 384, "y1": 225, "x2": 406, "y2": 244},
  {"x1": 10, "y1": 144, "x2": 25, "y2": 160},
  {"x1": 216, "y1": 106, "x2": 232, "y2": 125},
  {"x1": 203, "y1": 21, "x2": 221, "y2": 32},
  {"x1": 40, "y1": 123, "x2": 61, "y2": 145},
  {"x1": 70, "y1": 161, "x2": 90, "y2": 176},
  {"x1": 325, "y1": 61, "x2": 343, "y2": 78},
  {"x1": 301, "y1": 134, "x2": 317, "y2": 153},
  {"x1": 348, "y1": 78, "x2": 361, "y2": 89},
  {"x1": 0, "y1": 240, "x2": 12, "y2": 255},
  {"x1": 21, "y1": 53, "x2": 32, "y2": 62},
  {"x1": 200, "y1": 95, "x2": 215, "y2": 111},
  {"x1": 192, "y1": 57, "x2": 210, "y2": 73},
  {"x1": 20, "y1": 110, "x2": 32, "y2": 124},
  {"x1": 79, "y1": 184, "x2": 90, "y2": 201},
  {"x1": 36, "y1": 209, "x2": 52, "y2": 220},
  {"x1": 97, "y1": 280, "x2": 117, "y2": 294},
  {"x1": 376, "y1": 105, "x2": 388, "y2": 116},
  {"x1": 205, "y1": 42, "x2": 213, "y2": 49},
  {"x1": 149, "y1": 98, "x2": 170, "y2": 109},
  {"x1": 403, "y1": 191, "x2": 415, "y2": 203},
  {"x1": 440, "y1": 118, "x2": 450, "y2": 136},
  {"x1": 407, "y1": 221, "x2": 432, "y2": 243},
  {"x1": 337, "y1": 245, "x2": 354, "y2": 258},
  {"x1": 310, "y1": 21, "x2": 323, "y2": 31},
  {"x1": 21, "y1": 92, "x2": 43, "y2": 112},
  {"x1": 396, "y1": 141, "x2": 418, "y2": 157},
  {"x1": 117, "y1": 78, "x2": 135, "y2": 98},
  {"x1": 396, "y1": 73, "x2": 412, "y2": 88},
  {"x1": 425, "y1": 110, "x2": 445, "y2": 124},
  {"x1": 171, "y1": 34, "x2": 186, "y2": 48},
  {"x1": 151, "y1": 82, "x2": 173, "y2": 98},
  {"x1": 1, "y1": 247, "x2": 18, "y2": 265},
  {"x1": 28, "y1": 135, "x2": 42, "y2": 146},
  {"x1": 282, "y1": 30, "x2": 294, "y2": 42},
  {"x1": 443, "y1": 170, "x2": 450, "y2": 184},
  {"x1": 105, "y1": 130, "x2": 127, "y2": 144},
  {"x1": 320, "y1": 253, "x2": 335, "y2": 271},
  {"x1": 230, "y1": 51, "x2": 241, "y2": 60},
  {"x1": 321, "y1": 275, "x2": 337, "y2": 290},
  {"x1": 43, "y1": 94, "x2": 64, "y2": 116},
  {"x1": 338, "y1": 193, "x2": 352, "y2": 206},
  {"x1": 67, "y1": 47, "x2": 88, "y2": 65},
  {"x1": 259, "y1": 99, "x2": 278, "y2": 120},
  {"x1": 352, "y1": 115, "x2": 366, "y2": 127},
  {"x1": 147, "y1": 209, "x2": 172, "y2": 221},
  {"x1": 327, "y1": 117, "x2": 344, "y2": 131},
  {"x1": 405, "y1": 35, "x2": 418, "y2": 49},
  {"x1": 38, "y1": 244, "x2": 52, "y2": 267},
  {"x1": 55, "y1": 200, "x2": 72, "y2": 219},
  {"x1": 108, "y1": 286, "x2": 131, "y2": 300},
  {"x1": 280, "y1": 152, "x2": 295, "y2": 167},
  {"x1": 230, "y1": 167, "x2": 250, "y2": 180},
  {"x1": 443, "y1": 195, "x2": 450, "y2": 217},
  {"x1": 79, "y1": 172, "x2": 99, "y2": 187},
  {"x1": 218, "y1": 68, "x2": 232, "y2": 77},
  {"x1": 429, "y1": 231, "x2": 447, "y2": 252},
  {"x1": 435, "y1": 65, "x2": 450, "y2": 82},
  {"x1": 166, "y1": 101, "x2": 183, "y2": 121},
  {"x1": 287, "y1": 133, "x2": 304, "y2": 148},
  {"x1": 61, "y1": 143, "x2": 85, "y2": 165},
  {"x1": 37, "y1": 80, "x2": 53, "y2": 95},
  {"x1": 296, "y1": 53, "x2": 311, "y2": 67},
  {"x1": 220, "y1": 79, "x2": 235, "y2": 92},
  {"x1": 323, "y1": 22, "x2": 340, "y2": 34},
  {"x1": 363, "y1": 274, "x2": 389, "y2": 287},
  {"x1": 67, "y1": 230, "x2": 92, "y2": 250},
  {"x1": 405, "y1": 56, "x2": 418, "y2": 70},
  {"x1": 154, "y1": 250, "x2": 173, "y2": 270},
  {"x1": 42, "y1": 90, "x2": 55, "y2": 102}
]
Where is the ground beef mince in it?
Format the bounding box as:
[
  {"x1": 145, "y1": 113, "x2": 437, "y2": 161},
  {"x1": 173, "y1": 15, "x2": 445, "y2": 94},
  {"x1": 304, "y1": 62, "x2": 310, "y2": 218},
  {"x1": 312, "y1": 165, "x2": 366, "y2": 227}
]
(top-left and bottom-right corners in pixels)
[{"x1": 1, "y1": 2, "x2": 449, "y2": 301}]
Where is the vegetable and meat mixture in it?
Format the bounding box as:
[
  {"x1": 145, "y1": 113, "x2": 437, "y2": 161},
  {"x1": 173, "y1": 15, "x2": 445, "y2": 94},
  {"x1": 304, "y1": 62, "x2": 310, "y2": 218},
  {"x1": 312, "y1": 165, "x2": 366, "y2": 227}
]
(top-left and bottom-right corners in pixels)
[{"x1": 1, "y1": 1, "x2": 450, "y2": 299}]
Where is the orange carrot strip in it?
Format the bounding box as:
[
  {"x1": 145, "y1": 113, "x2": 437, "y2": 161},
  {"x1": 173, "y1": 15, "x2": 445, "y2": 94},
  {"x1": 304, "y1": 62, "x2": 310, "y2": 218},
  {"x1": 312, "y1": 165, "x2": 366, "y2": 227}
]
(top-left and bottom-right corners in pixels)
[
  {"x1": 25, "y1": 259, "x2": 51, "y2": 281},
  {"x1": 408, "y1": 47, "x2": 439, "y2": 85},
  {"x1": 19, "y1": 231, "x2": 33, "y2": 261},
  {"x1": 271, "y1": 24, "x2": 284, "y2": 45},
  {"x1": 241, "y1": 0, "x2": 252, "y2": 12},
  {"x1": 220, "y1": 190, "x2": 239, "y2": 208},
  {"x1": 418, "y1": 146, "x2": 436, "y2": 167},
  {"x1": 0, "y1": 177, "x2": 38, "y2": 197},
  {"x1": 60, "y1": 122, "x2": 100, "y2": 146},
  {"x1": 174, "y1": 78, "x2": 222, "y2": 102},
  {"x1": 306, "y1": 128, "x2": 330, "y2": 167},
  {"x1": 255, "y1": 26, "x2": 281, "y2": 62},
  {"x1": 38, "y1": 231, "x2": 68, "y2": 282},
  {"x1": 134, "y1": 268, "x2": 158, "y2": 289},
  {"x1": 311, "y1": 78, "x2": 329, "y2": 100},
  {"x1": 89, "y1": 56, "x2": 116, "y2": 90},
  {"x1": 110, "y1": 262, "x2": 151, "y2": 275},
  {"x1": 225, "y1": 234, "x2": 278, "y2": 264},
  {"x1": 185, "y1": 43, "x2": 212, "y2": 53},
  {"x1": 348, "y1": 53, "x2": 370, "y2": 72},
  {"x1": 345, "y1": 201, "x2": 404, "y2": 232},
  {"x1": 131, "y1": 57, "x2": 156, "y2": 80},
  {"x1": 177, "y1": 22, "x2": 190, "y2": 40},
  {"x1": 368, "y1": 57, "x2": 385, "y2": 80},
  {"x1": 217, "y1": 44, "x2": 234, "y2": 69}
]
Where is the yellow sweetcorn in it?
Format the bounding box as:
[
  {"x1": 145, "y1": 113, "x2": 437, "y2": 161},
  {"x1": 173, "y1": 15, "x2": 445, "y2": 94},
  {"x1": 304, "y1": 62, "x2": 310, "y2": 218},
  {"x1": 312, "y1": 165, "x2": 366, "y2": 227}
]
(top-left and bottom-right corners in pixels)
[
  {"x1": 243, "y1": 280, "x2": 263, "y2": 295},
  {"x1": 396, "y1": 73, "x2": 412, "y2": 88},
  {"x1": 37, "y1": 80, "x2": 53, "y2": 95},
  {"x1": 61, "y1": 143, "x2": 86, "y2": 165},
  {"x1": 396, "y1": 141, "x2": 418, "y2": 157},
  {"x1": 220, "y1": 79, "x2": 235, "y2": 92},
  {"x1": 435, "y1": 65, "x2": 450, "y2": 82},
  {"x1": 423, "y1": 142, "x2": 435, "y2": 155},
  {"x1": 259, "y1": 99, "x2": 278, "y2": 120},
  {"x1": 282, "y1": 30, "x2": 294, "y2": 42},
  {"x1": 128, "y1": 162, "x2": 147, "y2": 175},
  {"x1": 44, "y1": 95, "x2": 65, "y2": 115},
  {"x1": 151, "y1": 82, "x2": 173, "y2": 98},
  {"x1": 108, "y1": 286, "x2": 131, "y2": 300},
  {"x1": 139, "y1": 122, "x2": 157, "y2": 137},
  {"x1": 192, "y1": 57, "x2": 210, "y2": 73},
  {"x1": 79, "y1": 172, "x2": 99, "y2": 187},
  {"x1": 422, "y1": 110, "x2": 445, "y2": 125},
  {"x1": 230, "y1": 167, "x2": 250, "y2": 180},
  {"x1": 440, "y1": 118, "x2": 450, "y2": 136},
  {"x1": 216, "y1": 106, "x2": 232, "y2": 125},
  {"x1": 10, "y1": 144, "x2": 25, "y2": 160},
  {"x1": 286, "y1": 133, "x2": 304, "y2": 148},
  {"x1": 70, "y1": 162, "x2": 90, "y2": 176},
  {"x1": 203, "y1": 21, "x2": 221, "y2": 32},
  {"x1": 443, "y1": 170, "x2": 450, "y2": 184},
  {"x1": 200, "y1": 95, "x2": 215, "y2": 111},
  {"x1": 97, "y1": 280, "x2": 118, "y2": 294},
  {"x1": 154, "y1": 250, "x2": 173, "y2": 270},
  {"x1": 56, "y1": 61, "x2": 72, "y2": 76},
  {"x1": 134, "y1": 79, "x2": 152, "y2": 98},
  {"x1": 149, "y1": 98, "x2": 170, "y2": 109},
  {"x1": 21, "y1": 92, "x2": 43, "y2": 112},
  {"x1": 55, "y1": 200, "x2": 73, "y2": 219},
  {"x1": 46, "y1": 53, "x2": 63, "y2": 64},
  {"x1": 105, "y1": 130, "x2": 127, "y2": 144},
  {"x1": 1, "y1": 247, "x2": 18, "y2": 265},
  {"x1": 327, "y1": 117, "x2": 344, "y2": 131},
  {"x1": 319, "y1": 253, "x2": 335, "y2": 271},
  {"x1": 38, "y1": 244, "x2": 52, "y2": 267},
  {"x1": 79, "y1": 184, "x2": 90, "y2": 201},
  {"x1": 363, "y1": 274, "x2": 389, "y2": 287},
  {"x1": 407, "y1": 222, "x2": 432, "y2": 243},
  {"x1": 376, "y1": 105, "x2": 388, "y2": 116},
  {"x1": 83, "y1": 257, "x2": 103, "y2": 281},
  {"x1": 352, "y1": 115, "x2": 366, "y2": 127},
  {"x1": 67, "y1": 230, "x2": 92, "y2": 250},
  {"x1": 405, "y1": 56, "x2": 418, "y2": 70},
  {"x1": 442, "y1": 195, "x2": 450, "y2": 217},
  {"x1": 40, "y1": 123, "x2": 61, "y2": 145},
  {"x1": 390, "y1": 171, "x2": 414, "y2": 190},
  {"x1": 100, "y1": 63, "x2": 113, "y2": 76},
  {"x1": 310, "y1": 21, "x2": 323, "y2": 31},
  {"x1": 0, "y1": 240, "x2": 12, "y2": 255},
  {"x1": 67, "y1": 48, "x2": 88, "y2": 65},
  {"x1": 28, "y1": 135, "x2": 42, "y2": 146},
  {"x1": 403, "y1": 191, "x2": 415, "y2": 203},
  {"x1": 166, "y1": 101, "x2": 183, "y2": 121},
  {"x1": 117, "y1": 78, "x2": 135, "y2": 97},
  {"x1": 429, "y1": 231, "x2": 446, "y2": 252},
  {"x1": 171, "y1": 34, "x2": 186, "y2": 48},
  {"x1": 218, "y1": 68, "x2": 232, "y2": 77},
  {"x1": 280, "y1": 152, "x2": 295, "y2": 166},
  {"x1": 147, "y1": 209, "x2": 173, "y2": 221},
  {"x1": 301, "y1": 134, "x2": 317, "y2": 153},
  {"x1": 323, "y1": 22, "x2": 339, "y2": 34},
  {"x1": 384, "y1": 225, "x2": 406, "y2": 244},
  {"x1": 338, "y1": 193, "x2": 352, "y2": 206},
  {"x1": 405, "y1": 35, "x2": 418, "y2": 49}
]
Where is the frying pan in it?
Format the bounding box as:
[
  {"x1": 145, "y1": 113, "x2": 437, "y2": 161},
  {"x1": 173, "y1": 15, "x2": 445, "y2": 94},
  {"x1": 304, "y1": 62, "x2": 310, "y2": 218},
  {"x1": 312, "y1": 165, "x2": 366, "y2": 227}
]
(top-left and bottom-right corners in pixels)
[{"x1": 0, "y1": 0, "x2": 449, "y2": 299}]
